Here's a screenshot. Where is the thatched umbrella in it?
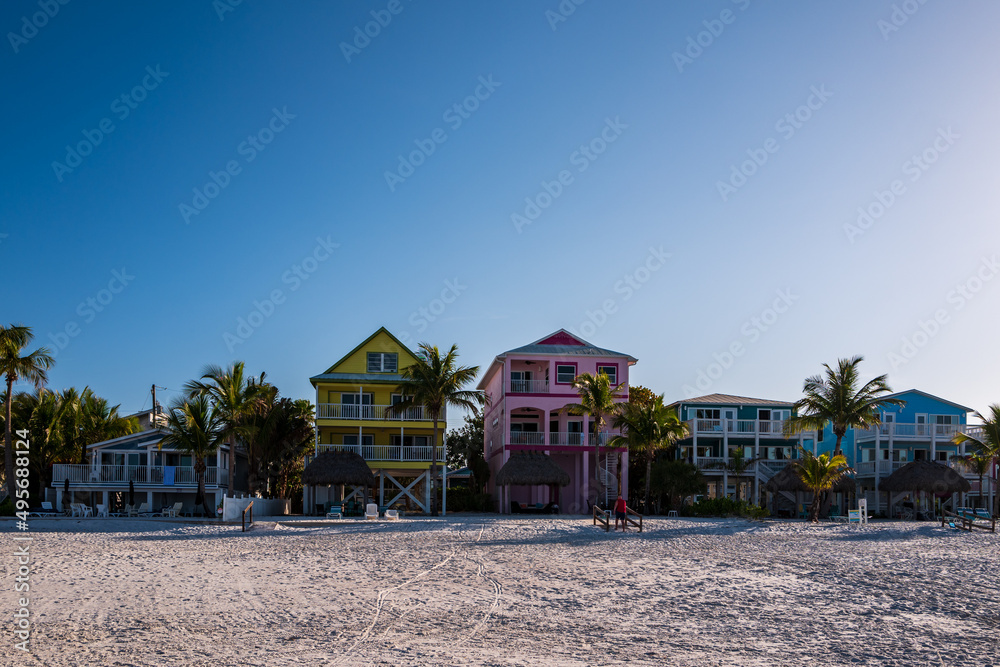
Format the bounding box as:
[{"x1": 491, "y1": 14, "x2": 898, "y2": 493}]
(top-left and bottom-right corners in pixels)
[
  {"x1": 496, "y1": 452, "x2": 570, "y2": 486},
  {"x1": 765, "y1": 464, "x2": 856, "y2": 494},
  {"x1": 496, "y1": 452, "x2": 570, "y2": 513},
  {"x1": 882, "y1": 460, "x2": 971, "y2": 495},
  {"x1": 302, "y1": 451, "x2": 376, "y2": 514}
]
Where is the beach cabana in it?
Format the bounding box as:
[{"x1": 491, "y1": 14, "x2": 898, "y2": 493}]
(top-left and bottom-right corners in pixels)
[
  {"x1": 882, "y1": 460, "x2": 971, "y2": 518},
  {"x1": 495, "y1": 452, "x2": 570, "y2": 514},
  {"x1": 302, "y1": 451, "x2": 377, "y2": 515}
]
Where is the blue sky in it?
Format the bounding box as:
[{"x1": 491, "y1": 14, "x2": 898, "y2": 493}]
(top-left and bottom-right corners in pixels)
[{"x1": 4, "y1": 1, "x2": 1000, "y2": 427}]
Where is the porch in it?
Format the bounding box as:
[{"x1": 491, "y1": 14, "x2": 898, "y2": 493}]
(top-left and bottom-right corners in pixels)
[{"x1": 52, "y1": 464, "x2": 228, "y2": 487}]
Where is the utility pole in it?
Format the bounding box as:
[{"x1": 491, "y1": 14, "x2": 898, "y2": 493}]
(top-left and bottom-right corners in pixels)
[{"x1": 151, "y1": 384, "x2": 157, "y2": 428}]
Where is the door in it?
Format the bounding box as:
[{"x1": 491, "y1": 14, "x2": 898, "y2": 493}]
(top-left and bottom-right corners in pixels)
[
  {"x1": 567, "y1": 420, "x2": 583, "y2": 446},
  {"x1": 915, "y1": 414, "x2": 927, "y2": 437},
  {"x1": 511, "y1": 371, "x2": 531, "y2": 393},
  {"x1": 342, "y1": 392, "x2": 373, "y2": 419},
  {"x1": 758, "y1": 409, "x2": 771, "y2": 433}
]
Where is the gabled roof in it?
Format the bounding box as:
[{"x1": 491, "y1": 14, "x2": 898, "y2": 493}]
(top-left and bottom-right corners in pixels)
[
  {"x1": 885, "y1": 389, "x2": 974, "y2": 414},
  {"x1": 671, "y1": 393, "x2": 795, "y2": 407},
  {"x1": 311, "y1": 327, "x2": 417, "y2": 386},
  {"x1": 477, "y1": 329, "x2": 638, "y2": 390},
  {"x1": 497, "y1": 329, "x2": 637, "y2": 362}
]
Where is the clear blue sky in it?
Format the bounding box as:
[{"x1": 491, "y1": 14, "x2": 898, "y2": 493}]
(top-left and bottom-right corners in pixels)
[{"x1": 4, "y1": 1, "x2": 1000, "y2": 427}]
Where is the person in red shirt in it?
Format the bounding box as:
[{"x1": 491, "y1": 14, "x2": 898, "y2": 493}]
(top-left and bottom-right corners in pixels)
[{"x1": 614, "y1": 495, "x2": 628, "y2": 531}]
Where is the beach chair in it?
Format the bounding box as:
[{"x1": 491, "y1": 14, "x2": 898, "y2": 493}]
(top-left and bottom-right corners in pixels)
[
  {"x1": 325, "y1": 504, "x2": 343, "y2": 519},
  {"x1": 165, "y1": 502, "x2": 183, "y2": 518},
  {"x1": 974, "y1": 508, "x2": 991, "y2": 521},
  {"x1": 29, "y1": 502, "x2": 62, "y2": 517},
  {"x1": 95, "y1": 504, "x2": 109, "y2": 518},
  {"x1": 364, "y1": 503, "x2": 379, "y2": 520},
  {"x1": 385, "y1": 509, "x2": 400, "y2": 520},
  {"x1": 847, "y1": 509, "x2": 862, "y2": 523},
  {"x1": 125, "y1": 504, "x2": 137, "y2": 517},
  {"x1": 132, "y1": 502, "x2": 152, "y2": 517},
  {"x1": 70, "y1": 503, "x2": 92, "y2": 517}
]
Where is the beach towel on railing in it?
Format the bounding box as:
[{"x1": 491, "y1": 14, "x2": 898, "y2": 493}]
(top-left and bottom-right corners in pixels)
[{"x1": 163, "y1": 466, "x2": 175, "y2": 486}]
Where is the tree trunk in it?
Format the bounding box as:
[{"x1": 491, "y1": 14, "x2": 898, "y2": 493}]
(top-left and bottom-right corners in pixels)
[
  {"x1": 196, "y1": 462, "x2": 213, "y2": 517},
  {"x1": 5, "y1": 376, "x2": 15, "y2": 501},
  {"x1": 228, "y1": 436, "x2": 236, "y2": 497},
  {"x1": 809, "y1": 491, "x2": 822, "y2": 522},
  {"x1": 615, "y1": 450, "x2": 622, "y2": 497},
  {"x1": 431, "y1": 412, "x2": 439, "y2": 516},
  {"x1": 834, "y1": 433, "x2": 843, "y2": 458}
]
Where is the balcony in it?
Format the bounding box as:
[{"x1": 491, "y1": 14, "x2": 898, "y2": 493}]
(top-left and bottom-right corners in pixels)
[
  {"x1": 316, "y1": 443, "x2": 444, "y2": 462},
  {"x1": 855, "y1": 423, "x2": 978, "y2": 442},
  {"x1": 507, "y1": 379, "x2": 550, "y2": 394},
  {"x1": 855, "y1": 461, "x2": 906, "y2": 477},
  {"x1": 686, "y1": 419, "x2": 801, "y2": 438},
  {"x1": 506, "y1": 432, "x2": 618, "y2": 448},
  {"x1": 51, "y1": 464, "x2": 228, "y2": 487},
  {"x1": 316, "y1": 404, "x2": 433, "y2": 421}
]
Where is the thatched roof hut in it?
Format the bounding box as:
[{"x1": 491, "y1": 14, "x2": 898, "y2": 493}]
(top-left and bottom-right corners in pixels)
[
  {"x1": 495, "y1": 452, "x2": 570, "y2": 487},
  {"x1": 302, "y1": 450, "x2": 376, "y2": 487},
  {"x1": 882, "y1": 460, "x2": 971, "y2": 495},
  {"x1": 764, "y1": 463, "x2": 855, "y2": 493}
]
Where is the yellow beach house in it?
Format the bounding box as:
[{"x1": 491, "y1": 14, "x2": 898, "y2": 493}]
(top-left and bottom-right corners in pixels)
[{"x1": 305, "y1": 327, "x2": 445, "y2": 514}]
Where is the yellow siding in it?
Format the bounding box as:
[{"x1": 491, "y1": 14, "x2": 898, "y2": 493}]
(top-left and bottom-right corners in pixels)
[{"x1": 331, "y1": 330, "x2": 418, "y2": 374}]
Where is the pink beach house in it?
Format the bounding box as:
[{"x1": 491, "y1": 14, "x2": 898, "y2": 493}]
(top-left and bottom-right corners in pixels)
[{"x1": 478, "y1": 330, "x2": 637, "y2": 514}]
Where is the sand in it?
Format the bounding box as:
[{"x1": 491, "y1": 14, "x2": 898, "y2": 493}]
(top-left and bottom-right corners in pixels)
[{"x1": 3, "y1": 516, "x2": 998, "y2": 666}]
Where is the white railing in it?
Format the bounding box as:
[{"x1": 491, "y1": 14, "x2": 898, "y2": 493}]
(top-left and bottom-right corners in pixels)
[
  {"x1": 855, "y1": 460, "x2": 906, "y2": 476},
  {"x1": 855, "y1": 423, "x2": 975, "y2": 441},
  {"x1": 509, "y1": 432, "x2": 545, "y2": 446},
  {"x1": 509, "y1": 432, "x2": 618, "y2": 447},
  {"x1": 507, "y1": 379, "x2": 550, "y2": 394},
  {"x1": 687, "y1": 419, "x2": 794, "y2": 437},
  {"x1": 317, "y1": 444, "x2": 444, "y2": 461},
  {"x1": 52, "y1": 464, "x2": 227, "y2": 487},
  {"x1": 695, "y1": 457, "x2": 727, "y2": 470},
  {"x1": 316, "y1": 404, "x2": 433, "y2": 421}
]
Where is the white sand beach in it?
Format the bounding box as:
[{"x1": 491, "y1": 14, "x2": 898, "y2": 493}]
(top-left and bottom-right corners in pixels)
[{"x1": 5, "y1": 516, "x2": 999, "y2": 666}]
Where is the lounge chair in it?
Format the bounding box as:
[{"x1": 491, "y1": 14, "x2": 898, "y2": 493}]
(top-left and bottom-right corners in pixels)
[
  {"x1": 325, "y1": 504, "x2": 343, "y2": 519},
  {"x1": 165, "y1": 502, "x2": 183, "y2": 518},
  {"x1": 70, "y1": 503, "x2": 93, "y2": 518},
  {"x1": 364, "y1": 503, "x2": 379, "y2": 520},
  {"x1": 385, "y1": 509, "x2": 400, "y2": 520},
  {"x1": 28, "y1": 502, "x2": 62, "y2": 517},
  {"x1": 95, "y1": 504, "x2": 109, "y2": 518},
  {"x1": 131, "y1": 502, "x2": 153, "y2": 517}
]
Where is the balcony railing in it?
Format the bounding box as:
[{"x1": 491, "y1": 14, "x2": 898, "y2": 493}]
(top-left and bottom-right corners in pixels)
[
  {"x1": 316, "y1": 443, "x2": 444, "y2": 462},
  {"x1": 855, "y1": 461, "x2": 907, "y2": 476},
  {"x1": 316, "y1": 404, "x2": 433, "y2": 421},
  {"x1": 506, "y1": 432, "x2": 618, "y2": 447},
  {"x1": 686, "y1": 419, "x2": 798, "y2": 438},
  {"x1": 855, "y1": 423, "x2": 977, "y2": 441},
  {"x1": 507, "y1": 379, "x2": 550, "y2": 394},
  {"x1": 51, "y1": 464, "x2": 228, "y2": 487}
]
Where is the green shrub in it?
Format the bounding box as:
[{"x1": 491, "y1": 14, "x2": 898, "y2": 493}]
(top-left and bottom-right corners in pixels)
[
  {"x1": 0, "y1": 498, "x2": 15, "y2": 517},
  {"x1": 445, "y1": 488, "x2": 493, "y2": 512},
  {"x1": 681, "y1": 497, "x2": 768, "y2": 520}
]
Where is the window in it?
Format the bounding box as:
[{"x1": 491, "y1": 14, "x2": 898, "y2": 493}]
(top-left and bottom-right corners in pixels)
[
  {"x1": 696, "y1": 409, "x2": 721, "y2": 419},
  {"x1": 391, "y1": 435, "x2": 429, "y2": 447},
  {"x1": 511, "y1": 370, "x2": 531, "y2": 392},
  {"x1": 367, "y1": 352, "x2": 398, "y2": 373},
  {"x1": 556, "y1": 364, "x2": 576, "y2": 383},
  {"x1": 936, "y1": 451, "x2": 948, "y2": 461},
  {"x1": 597, "y1": 365, "x2": 617, "y2": 385},
  {"x1": 343, "y1": 435, "x2": 374, "y2": 447},
  {"x1": 817, "y1": 429, "x2": 824, "y2": 442}
]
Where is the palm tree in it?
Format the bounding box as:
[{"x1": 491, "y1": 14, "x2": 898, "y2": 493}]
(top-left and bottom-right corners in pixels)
[
  {"x1": 951, "y1": 452, "x2": 992, "y2": 510},
  {"x1": 651, "y1": 459, "x2": 707, "y2": 514},
  {"x1": 185, "y1": 362, "x2": 266, "y2": 498},
  {"x1": 387, "y1": 343, "x2": 484, "y2": 516},
  {"x1": 158, "y1": 395, "x2": 226, "y2": 516},
  {"x1": 260, "y1": 398, "x2": 314, "y2": 500},
  {"x1": 1, "y1": 324, "x2": 54, "y2": 500},
  {"x1": 609, "y1": 396, "x2": 688, "y2": 511},
  {"x1": 6, "y1": 390, "x2": 76, "y2": 500},
  {"x1": 795, "y1": 449, "x2": 850, "y2": 522},
  {"x1": 953, "y1": 406, "x2": 1000, "y2": 515},
  {"x1": 64, "y1": 387, "x2": 139, "y2": 464},
  {"x1": 564, "y1": 371, "x2": 625, "y2": 507},
  {"x1": 783, "y1": 355, "x2": 905, "y2": 456}
]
